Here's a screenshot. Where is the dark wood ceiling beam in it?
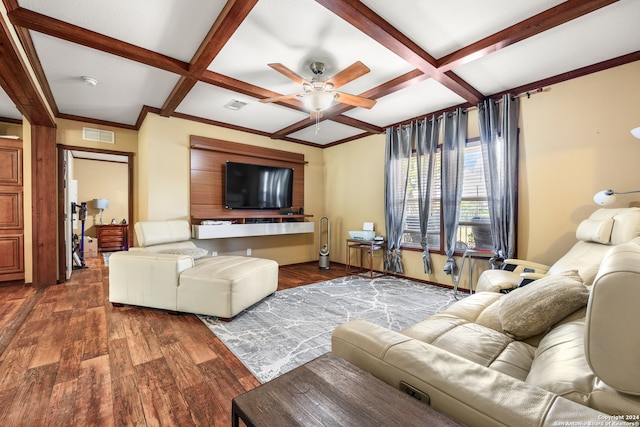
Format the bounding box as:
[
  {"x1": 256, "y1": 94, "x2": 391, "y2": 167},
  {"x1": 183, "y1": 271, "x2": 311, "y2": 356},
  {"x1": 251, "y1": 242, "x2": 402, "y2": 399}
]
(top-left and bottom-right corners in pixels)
[
  {"x1": 315, "y1": 0, "x2": 484, "y2": 104},
  {"x1": 8, "y1": 8, "x2": 189, "y2": 76},
  {"x1": 202, "y1": 70, "x2": 307, "y2": 112},
  {"x1": 0, "y1": 11, "x2": 55, "y2": 126},
  {"x1": 437, "y1": 0, "x2": 620, "y2": 72},
  {"x1": 10, "y1": 22, "x2": 59, "y2": 118},
  {"x1": 270, "y1": 109, "x2": 381, "y2": 140},
  {"x1": 189, "y1": 0, "x2": 258, "y2": 74},
  {"x1": 2, "y1": 0, "x2": 59, "y2": 117},
  {"x1": 160, "y1": 0, "x2": 258, "y2": 116},
  {"x1": 332, "y1": 115, "x2": 383, "y2": 134}
]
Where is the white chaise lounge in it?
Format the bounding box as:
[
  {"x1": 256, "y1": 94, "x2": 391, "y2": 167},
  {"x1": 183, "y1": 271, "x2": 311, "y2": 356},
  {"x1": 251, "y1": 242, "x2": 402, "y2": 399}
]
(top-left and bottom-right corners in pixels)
[{"x1": 108, "y1": 220, "x2": 278, "y2": 320}]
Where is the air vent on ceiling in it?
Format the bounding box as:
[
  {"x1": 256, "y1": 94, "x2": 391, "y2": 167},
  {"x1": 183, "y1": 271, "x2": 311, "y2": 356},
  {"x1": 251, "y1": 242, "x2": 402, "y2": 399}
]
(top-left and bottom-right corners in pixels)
[
  {"x1": 82, "y1": 127, "x2": 115, "y2": 144},
  {"x1": 224, "y1": 99, "x2": 248, "y2": 111}
]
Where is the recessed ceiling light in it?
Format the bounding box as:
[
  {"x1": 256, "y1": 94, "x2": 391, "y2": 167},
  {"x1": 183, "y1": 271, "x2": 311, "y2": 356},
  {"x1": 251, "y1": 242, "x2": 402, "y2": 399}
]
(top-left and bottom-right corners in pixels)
[
  {"x1": 81, "y1": 76, "x2": 99, "y2": 86},
  {"x1": 224, "y1": 99, "x2": 248, "y2": 110}
]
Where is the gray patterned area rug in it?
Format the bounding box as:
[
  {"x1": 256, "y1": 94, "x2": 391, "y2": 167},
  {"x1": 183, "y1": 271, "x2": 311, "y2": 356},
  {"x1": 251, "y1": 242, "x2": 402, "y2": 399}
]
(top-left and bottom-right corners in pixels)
[{"x1": 198, "y1": 275, "x2": 459, "y2": 383}]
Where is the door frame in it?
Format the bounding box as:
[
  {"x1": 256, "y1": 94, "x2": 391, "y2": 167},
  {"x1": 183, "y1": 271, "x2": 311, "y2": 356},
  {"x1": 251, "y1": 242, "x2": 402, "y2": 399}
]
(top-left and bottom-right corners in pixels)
[{"x1": 57, "y1": 144, "x2": 134, "y2": 281}]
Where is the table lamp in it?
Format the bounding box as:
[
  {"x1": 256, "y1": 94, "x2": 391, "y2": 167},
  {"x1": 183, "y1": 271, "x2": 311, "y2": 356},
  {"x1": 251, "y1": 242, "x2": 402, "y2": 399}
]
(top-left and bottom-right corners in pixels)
[{"x1": 93, "y1": 198, "x2": 108, "y2": 224}]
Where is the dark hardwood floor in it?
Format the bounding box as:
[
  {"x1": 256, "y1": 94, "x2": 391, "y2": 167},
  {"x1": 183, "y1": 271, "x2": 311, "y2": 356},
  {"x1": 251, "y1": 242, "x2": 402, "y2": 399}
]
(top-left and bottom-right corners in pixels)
[{"x1": 0, "y1": 256, "x2": 349, "y2": 426}]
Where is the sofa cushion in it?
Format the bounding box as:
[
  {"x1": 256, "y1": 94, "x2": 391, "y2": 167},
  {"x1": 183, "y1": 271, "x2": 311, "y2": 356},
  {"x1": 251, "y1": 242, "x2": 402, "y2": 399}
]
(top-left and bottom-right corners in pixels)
[
  {"x1": 499, "y1": 271, "x2": 589, "y2": 340},
  {"x1": 525, "y1": 319, "x2": 596, "y2": 405},
  {"x1": 159, "y1": 247, "x2": 208, "y2": 260}
]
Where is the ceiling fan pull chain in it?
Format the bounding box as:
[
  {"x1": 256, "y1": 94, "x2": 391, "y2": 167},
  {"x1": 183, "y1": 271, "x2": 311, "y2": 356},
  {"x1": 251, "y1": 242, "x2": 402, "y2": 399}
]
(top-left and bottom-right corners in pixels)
[{"x1": 315, "y1": 114, "x2": 321, "y2": 134}]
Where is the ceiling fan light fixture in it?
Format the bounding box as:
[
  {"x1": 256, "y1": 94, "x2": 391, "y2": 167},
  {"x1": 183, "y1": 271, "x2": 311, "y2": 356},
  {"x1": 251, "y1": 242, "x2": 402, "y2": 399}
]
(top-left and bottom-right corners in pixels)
[{"x1": 303, "y1": 91, "x2": 335, "y2": 112}]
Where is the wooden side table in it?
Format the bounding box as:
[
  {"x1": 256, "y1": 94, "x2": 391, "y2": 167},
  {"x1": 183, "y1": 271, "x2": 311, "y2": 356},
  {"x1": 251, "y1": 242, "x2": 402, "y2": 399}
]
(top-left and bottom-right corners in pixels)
[
  {"x1": 232, "y1": 352, "x2": 462, "y2": 427},
  {"x1": 346, "y1": 238, "x2": 386, "y2": 278},
  {"x1": 95, "y1": 224, "x2": 128, "y2": 252}
]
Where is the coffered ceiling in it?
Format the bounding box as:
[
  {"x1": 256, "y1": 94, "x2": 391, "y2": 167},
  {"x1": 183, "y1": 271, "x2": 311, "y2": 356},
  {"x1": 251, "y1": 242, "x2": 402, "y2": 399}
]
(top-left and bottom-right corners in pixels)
[{"x1": 0, "y1": 0, "x2": 639, "y2": 146}]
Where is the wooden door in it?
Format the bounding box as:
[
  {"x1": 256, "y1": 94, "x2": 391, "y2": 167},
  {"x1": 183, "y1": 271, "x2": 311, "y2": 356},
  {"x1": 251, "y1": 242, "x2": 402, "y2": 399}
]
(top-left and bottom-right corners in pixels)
[{"x1": 0, "y1": 138, "x2": 24, "y2": 283}]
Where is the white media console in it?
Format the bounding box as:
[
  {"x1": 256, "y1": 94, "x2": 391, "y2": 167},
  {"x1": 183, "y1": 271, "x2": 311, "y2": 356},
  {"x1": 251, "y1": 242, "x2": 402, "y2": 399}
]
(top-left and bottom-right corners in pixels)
[{"x1": 192, "y1": 221, "x2": 314, "y2": 239}]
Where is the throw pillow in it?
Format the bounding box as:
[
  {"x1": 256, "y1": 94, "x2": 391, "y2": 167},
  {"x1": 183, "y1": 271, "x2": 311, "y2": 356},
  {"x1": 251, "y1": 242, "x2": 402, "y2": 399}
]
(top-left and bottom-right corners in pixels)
[
  {"x1": 575, "y1": 217, "x2": 614, "y2": 244},
  {"x1": 159, "y1": 247, "x2": 209, "y2": 260},
  {"x1": 498, "y1": 271, "x2": 589, "y2": 340}
]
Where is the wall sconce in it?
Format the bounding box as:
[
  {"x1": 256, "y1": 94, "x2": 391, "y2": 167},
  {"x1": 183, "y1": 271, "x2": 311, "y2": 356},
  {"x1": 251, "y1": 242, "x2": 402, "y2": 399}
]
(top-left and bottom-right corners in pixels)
[
  {"x1": 631, "y1": 127, "x2": 640, "y2": 139},
  {"x1": 92, "y1": 198, "x2": 109, "y2": 224},
  {"x1": 593, "y1": 190, "x2": 640, "y2": 206}
]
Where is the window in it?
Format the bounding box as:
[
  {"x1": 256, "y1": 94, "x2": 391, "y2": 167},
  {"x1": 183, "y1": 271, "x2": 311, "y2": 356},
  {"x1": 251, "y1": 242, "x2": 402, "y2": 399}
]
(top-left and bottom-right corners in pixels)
[{"x1": 401, "y1": 139, "x2": 490, "y2": 251}]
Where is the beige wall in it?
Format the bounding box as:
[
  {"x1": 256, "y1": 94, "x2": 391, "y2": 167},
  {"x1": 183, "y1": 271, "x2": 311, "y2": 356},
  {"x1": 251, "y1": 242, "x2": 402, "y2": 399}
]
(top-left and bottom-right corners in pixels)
[
  {"x1": 136, "y1": 113, "x2": 326, "y2": 265},
  {"x1": 56, "y1": 118, "x2": 139, "y2": 227},
  {"x1": 15, "y1": 60, "x2": 640, "y2": 283},
  {"x1": 517, "y1": 61, "x2": 640, "y2": 263},
  {"x1": 73, "y1": 158, "x2": 129, "y2": 236},
  {"x1": 323, "y1": 134, "x2": 387, "y2": 269},
  {"x1": 56, "y1": 118, "x2": 139, "y2": 152},
  {"x1": 325, "y1": 60, "x2": 640, "y2": 290},
  {"x1": 0, "y1": 122, "x2": 23, "y2": 138}
]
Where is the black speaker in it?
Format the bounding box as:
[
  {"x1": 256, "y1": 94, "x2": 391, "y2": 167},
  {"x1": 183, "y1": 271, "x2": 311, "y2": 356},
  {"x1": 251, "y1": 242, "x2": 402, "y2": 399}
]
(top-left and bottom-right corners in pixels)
[{"x1": 299, "y1": 207, "x2": 304, "y2": 214}]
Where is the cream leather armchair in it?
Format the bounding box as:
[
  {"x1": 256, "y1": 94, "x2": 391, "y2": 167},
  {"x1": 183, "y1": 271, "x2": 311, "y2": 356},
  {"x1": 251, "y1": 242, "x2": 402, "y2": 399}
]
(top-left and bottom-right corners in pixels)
[{"x1": 476, "y1": 207, "x2": 640, "y2": 293}]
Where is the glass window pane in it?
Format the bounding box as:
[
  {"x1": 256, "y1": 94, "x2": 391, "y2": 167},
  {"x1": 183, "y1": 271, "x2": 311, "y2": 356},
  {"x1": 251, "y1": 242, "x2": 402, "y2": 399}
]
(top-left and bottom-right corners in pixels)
[
  {"x1": 399, "y1": 139, "x2": 496, "y2": 252},
  {"x1": 458, "y1": 142, "x2": 491, "y2": 249}
]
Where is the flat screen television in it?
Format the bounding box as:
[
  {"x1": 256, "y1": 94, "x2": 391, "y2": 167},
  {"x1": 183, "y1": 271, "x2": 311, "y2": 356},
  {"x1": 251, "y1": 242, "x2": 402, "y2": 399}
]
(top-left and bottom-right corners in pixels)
[{"x1": 225, "y1": 161, "x2": 294, "y2": 209}]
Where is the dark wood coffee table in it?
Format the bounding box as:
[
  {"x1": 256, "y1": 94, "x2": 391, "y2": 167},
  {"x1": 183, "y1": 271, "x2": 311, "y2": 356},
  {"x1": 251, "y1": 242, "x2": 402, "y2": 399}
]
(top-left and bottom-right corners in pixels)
[{"x1": 232, "y1": 352, "x2": 463, "y2": 426}]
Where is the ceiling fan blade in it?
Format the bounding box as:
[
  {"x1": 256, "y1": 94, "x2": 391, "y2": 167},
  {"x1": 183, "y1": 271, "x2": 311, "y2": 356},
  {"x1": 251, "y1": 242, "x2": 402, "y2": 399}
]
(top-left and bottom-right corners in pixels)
[
  {"x1": 260, "y1": 93, "x2": 300, "y2": 103},
  {"x1": 267, "y1": 63, "x2": 308, "y2": 85},
  {"x1": 326, "y1": 61, "x2": 370, "y2": 89},
  {"x1": 334, "y1": 92, "x2": 376, "y2": 109}
]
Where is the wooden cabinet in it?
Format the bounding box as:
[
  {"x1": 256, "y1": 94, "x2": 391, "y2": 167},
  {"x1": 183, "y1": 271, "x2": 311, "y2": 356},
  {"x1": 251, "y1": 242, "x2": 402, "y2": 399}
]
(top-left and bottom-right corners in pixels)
[
  {"x1": 95, "y1": 224, "x2": 128, "y2": 252},
  {"x1": 0, "y1": 138, "x2": 24, "y2": 283}
]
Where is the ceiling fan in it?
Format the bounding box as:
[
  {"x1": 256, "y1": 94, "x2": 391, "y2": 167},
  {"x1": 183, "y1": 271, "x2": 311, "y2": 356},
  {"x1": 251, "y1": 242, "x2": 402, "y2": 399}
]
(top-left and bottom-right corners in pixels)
[{"x1": 260, "y1": 61, "x2": 376, "y2": 116}]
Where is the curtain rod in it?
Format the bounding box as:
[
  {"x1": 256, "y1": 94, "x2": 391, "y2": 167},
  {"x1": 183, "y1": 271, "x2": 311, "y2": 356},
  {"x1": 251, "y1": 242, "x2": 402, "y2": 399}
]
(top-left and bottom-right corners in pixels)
[
  {"x1": 396, "y1": 86, "x2": 549, "y2": 128},
  {"x1": 464, "y1": 87, "x2": 549, "y2": 113}
]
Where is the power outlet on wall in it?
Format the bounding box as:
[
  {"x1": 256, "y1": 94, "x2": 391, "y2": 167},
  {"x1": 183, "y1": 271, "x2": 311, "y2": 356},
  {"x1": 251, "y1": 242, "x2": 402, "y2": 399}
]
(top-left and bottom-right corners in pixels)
[
  {"x1": 246, "y1": 248, "x2": 252, "y2": 256},
  {"x1": 211, "y1": 251, "x2": 218, "y2": 257}
]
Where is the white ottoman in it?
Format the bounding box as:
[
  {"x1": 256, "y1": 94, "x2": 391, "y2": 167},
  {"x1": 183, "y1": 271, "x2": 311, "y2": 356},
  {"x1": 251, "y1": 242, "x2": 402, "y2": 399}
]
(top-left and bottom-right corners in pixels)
[{"x1": 177, "y1": 256, "x2": 278, "y2": 320}]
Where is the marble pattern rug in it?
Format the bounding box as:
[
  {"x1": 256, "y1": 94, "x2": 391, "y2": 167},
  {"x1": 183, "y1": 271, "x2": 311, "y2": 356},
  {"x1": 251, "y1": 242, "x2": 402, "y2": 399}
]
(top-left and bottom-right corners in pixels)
[{"x1": 199, "y1": 275, "x2": 460, "y2": 383}]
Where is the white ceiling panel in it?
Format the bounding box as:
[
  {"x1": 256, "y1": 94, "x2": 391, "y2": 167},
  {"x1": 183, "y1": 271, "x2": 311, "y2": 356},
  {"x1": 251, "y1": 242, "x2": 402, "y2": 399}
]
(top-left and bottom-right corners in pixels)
[
  {"x1": 344, "y1": 79, "x2": 466, "y2": 127},
  {"x1": 289, "y1": 120, "x2": 367, "y2": 145},
  {"x1": 177, "y1": 82, "x2": 308, "y2": 133},
  {"x1": 0, "y1": 88, "x2": 22, "y2": 121},
  {"x1": 361, "y1": 0, "x2": 565, "y2": 59},
  {"x1": 208, "y1": 0, "x2": 414, "y2": 97},
  {"x1": 455, "y1": 0, "x2": 640, "y2": 94},
  {"x1": 31, "y1": 32, "x2": 181, "y2": 125},
  {"x1": 19, "y1": 0, "x2": 225, "y2": 62}
]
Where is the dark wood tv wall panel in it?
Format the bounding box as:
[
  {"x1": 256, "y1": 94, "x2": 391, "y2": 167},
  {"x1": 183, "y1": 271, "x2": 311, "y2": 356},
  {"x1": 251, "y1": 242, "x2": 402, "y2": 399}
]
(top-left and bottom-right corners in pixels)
[{"x1": 190, "y1": 135, "x2": 306, "y2": 221}]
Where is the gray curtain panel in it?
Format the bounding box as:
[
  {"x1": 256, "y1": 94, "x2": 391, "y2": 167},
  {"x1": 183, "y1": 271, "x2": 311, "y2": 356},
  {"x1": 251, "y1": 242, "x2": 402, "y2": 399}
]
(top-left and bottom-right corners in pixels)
[
  {"x1": 384, "y1": 125, "x2": 413, "y2": 274},
  {"x1": 415, "y1": 116, "x2": 439, "y2": 274},
  {"x1": 478, "y1": 94, "x2": 519, "y2": 260},
  {"x1": 442, "y1": 108, "x2": 467, "y2": 275}
]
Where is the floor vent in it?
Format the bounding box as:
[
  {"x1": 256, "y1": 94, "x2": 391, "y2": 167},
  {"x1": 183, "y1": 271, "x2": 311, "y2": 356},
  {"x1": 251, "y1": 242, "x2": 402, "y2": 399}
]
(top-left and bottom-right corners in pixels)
[{"x1": 82, "y1": 127, "x2": 115, "y2": 144}]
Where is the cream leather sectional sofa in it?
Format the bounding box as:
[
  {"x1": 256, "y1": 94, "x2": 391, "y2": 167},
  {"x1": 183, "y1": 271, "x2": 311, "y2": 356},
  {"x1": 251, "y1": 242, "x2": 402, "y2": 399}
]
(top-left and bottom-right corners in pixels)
[
  {"x1": 332, "y1": 235, "x2": 640, "y2": 425},
  {"x1": 109, "y1": 220, "x2": 278, "y2": 319}
]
